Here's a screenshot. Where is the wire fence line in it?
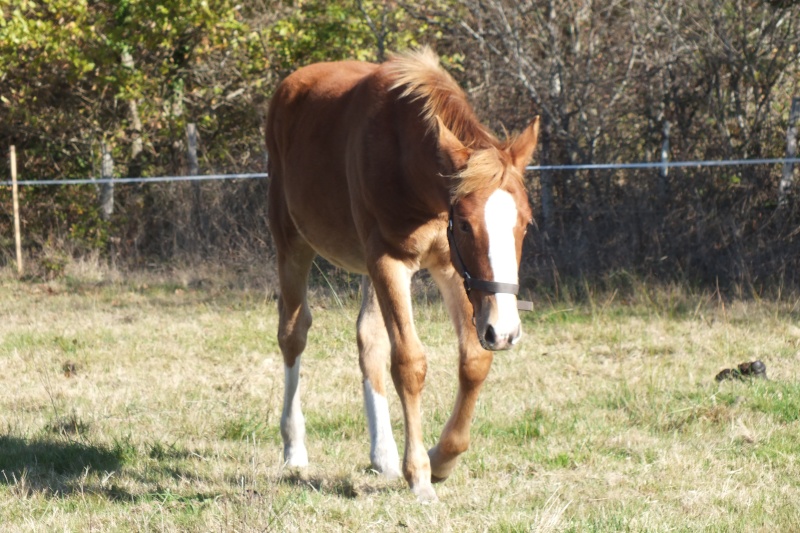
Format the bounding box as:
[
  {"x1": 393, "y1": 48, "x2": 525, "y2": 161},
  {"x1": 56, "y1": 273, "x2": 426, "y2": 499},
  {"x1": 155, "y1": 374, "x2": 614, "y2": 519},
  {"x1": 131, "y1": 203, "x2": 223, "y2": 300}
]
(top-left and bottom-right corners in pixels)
[
  {"x1": 1, "y1": 173, "x2": 270, "y2": 187},
  {"x1": 527, "y1": 157, "x2": 800, "y2": 171},
  {"x1": 2, "y1": 158, "x2": 799, "y2": 187}
]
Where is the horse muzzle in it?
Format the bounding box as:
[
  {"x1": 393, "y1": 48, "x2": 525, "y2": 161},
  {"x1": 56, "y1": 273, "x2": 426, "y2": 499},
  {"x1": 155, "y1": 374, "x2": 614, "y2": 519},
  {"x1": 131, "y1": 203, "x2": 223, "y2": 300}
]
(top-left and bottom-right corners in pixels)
[{"x1": 474, "y1": 293, "x2": 522, "y2": 351}]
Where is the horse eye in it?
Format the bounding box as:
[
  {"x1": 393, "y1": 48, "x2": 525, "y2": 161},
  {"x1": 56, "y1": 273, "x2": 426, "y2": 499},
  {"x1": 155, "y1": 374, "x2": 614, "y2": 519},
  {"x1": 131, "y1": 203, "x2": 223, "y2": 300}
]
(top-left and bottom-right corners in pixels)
[{"x1": 459, "y1": 220, "x2": 472, "y2": 233}]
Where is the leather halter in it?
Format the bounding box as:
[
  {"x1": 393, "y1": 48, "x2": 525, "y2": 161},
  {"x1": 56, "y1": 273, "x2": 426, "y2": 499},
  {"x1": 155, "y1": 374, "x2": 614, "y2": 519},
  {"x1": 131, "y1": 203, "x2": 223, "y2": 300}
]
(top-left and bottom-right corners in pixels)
[{"x1": 447, "y1": 207, "x2": 534, "y2": 311}]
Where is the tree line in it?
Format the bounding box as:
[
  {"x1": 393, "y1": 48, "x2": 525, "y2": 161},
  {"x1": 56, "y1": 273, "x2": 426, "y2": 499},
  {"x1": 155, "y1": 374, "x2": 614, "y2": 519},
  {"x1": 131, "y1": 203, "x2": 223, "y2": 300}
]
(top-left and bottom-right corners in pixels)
[{"x1": 1, "y1": 0, "x2": 799, "y2": 291}]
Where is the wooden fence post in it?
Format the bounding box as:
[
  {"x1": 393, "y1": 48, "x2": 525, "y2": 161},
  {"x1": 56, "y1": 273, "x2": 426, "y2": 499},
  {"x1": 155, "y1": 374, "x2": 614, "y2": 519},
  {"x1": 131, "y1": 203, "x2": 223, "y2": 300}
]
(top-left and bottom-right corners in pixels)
[
  {"x1": 778, "y1": 97, "x2": 800, "y2": 206},
  {"x1": 186, "y1": 123, "x2": 207, "y2": 249},
  {"x1": 10, "y1": 145, "x2": 23, "y2": 275},
  {"x1": 99, "y1": 143, "x2": 114, "y2": 220},
  {"x1": 539, "y1": 117, "x2": 555, "y2": 242},
  {"x1": 659, "y1": 120, "x2": 670, "y2": 201},
  {"x1": 186, "y1": 123, "x2": 199, "y2": 177}
]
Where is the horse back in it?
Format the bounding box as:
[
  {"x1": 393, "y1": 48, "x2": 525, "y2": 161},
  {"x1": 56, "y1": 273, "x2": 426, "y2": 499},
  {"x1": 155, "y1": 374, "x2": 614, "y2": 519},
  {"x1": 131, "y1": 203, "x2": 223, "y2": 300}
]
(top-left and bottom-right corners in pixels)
[{"x1": 266, "y1": 59, "x2": 449, "y2": 272}]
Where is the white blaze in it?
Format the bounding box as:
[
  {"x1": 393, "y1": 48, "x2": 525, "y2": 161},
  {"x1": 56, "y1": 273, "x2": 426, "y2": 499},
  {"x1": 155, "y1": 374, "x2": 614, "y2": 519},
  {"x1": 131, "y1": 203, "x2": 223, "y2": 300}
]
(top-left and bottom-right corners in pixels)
[{"x1": 484, "y1": 189, "x2": 521, "y2": 341}]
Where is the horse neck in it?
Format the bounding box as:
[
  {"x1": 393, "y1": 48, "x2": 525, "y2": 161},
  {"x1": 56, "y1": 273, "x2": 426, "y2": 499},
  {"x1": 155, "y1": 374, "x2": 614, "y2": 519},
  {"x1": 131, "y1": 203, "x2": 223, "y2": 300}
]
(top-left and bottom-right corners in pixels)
[{"x1": 393, "y1": 107, "x2": 454, "y2": 216}]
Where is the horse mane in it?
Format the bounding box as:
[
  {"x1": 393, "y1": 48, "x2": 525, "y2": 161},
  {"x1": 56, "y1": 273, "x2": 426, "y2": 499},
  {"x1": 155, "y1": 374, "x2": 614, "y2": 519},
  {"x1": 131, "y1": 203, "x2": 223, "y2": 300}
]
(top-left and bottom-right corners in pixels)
[
  {"x1": 385, "y1": 47, "x2": 494, "y2": 147},
  {"x1": 384, "y1": 48, "x2": 523, "y2": 201}
]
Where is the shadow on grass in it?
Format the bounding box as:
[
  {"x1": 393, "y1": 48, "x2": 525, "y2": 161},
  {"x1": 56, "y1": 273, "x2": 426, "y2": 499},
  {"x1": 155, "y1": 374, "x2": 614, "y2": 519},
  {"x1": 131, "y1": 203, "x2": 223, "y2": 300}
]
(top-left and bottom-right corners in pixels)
[
  {"x1": 0, "y1": 435, "x2": 122, "y2": 495},
  {"x1": 279, "y1": 471, "x2": 358, "y2": 499},
  {"x1": 278, "y1": 469, "x2": 400, "y2": 499},
  {"x1": 0, "y1": 435, "x2": 221, "y2": 505}
]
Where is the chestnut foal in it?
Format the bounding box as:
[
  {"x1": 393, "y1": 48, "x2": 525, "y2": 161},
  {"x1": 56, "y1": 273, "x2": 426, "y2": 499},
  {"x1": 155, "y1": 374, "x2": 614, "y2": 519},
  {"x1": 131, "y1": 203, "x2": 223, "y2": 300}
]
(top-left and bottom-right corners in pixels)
[{"x1": 266, "y1": 48, "x2": 539, "y2": 502}]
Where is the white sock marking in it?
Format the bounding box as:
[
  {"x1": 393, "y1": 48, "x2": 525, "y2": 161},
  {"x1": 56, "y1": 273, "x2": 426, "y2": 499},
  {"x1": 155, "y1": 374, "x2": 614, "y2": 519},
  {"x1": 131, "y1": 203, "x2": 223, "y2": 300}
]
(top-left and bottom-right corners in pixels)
[
  {"x1": 281, "y1": 357, "x2": 308, "y2": 466},
  {"x1": 363, "y1": 379, "x2": 401, "y2": 479}
]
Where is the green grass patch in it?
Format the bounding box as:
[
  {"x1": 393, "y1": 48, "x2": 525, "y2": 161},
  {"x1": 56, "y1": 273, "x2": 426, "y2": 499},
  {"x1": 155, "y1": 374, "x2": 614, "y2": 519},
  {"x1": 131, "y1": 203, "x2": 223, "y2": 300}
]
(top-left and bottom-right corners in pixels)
[
  {"x1": 747, "y1": 381, "x2": 800, "y2": 423},
  {"x1": 220, "y1": 414, "x2": 280, "y2": 443},
  {"x1": 473, "y1": 408, "x2": 549, "y2": 444},
  {"x1": 306, "y1": 409, "x2": 365, "y2": 441}
]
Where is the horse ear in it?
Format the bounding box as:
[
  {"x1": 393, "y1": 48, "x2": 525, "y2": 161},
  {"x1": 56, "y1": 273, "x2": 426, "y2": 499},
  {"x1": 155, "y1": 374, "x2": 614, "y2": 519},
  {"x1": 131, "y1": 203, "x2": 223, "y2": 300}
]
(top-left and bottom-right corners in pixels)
[
  {"x1": 509, "y1": 116, "x2": 540, "y2": 170},
  {"x1": 435, "y1": 116, "x2": 471, "y2": 171}
]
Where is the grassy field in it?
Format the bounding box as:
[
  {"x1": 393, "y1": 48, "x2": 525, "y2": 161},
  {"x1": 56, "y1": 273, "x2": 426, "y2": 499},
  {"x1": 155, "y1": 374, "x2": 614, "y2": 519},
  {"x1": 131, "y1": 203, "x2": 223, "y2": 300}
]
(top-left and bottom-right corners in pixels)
[{"x1": 1, "y1": 264, "x2": 799, "y2": 532}]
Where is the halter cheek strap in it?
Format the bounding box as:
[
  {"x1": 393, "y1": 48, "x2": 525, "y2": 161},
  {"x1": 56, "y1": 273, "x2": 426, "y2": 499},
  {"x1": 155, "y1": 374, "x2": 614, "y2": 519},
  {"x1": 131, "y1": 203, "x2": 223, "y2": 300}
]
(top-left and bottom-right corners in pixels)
[{"x1": 447, "y1": 207, "x2": 534, "y2": 311}]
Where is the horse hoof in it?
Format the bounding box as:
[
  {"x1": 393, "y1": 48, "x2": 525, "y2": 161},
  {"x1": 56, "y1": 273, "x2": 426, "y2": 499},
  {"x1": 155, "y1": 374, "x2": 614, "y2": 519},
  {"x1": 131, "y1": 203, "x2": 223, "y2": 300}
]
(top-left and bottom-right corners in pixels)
[
  {"x1": 413, "y1": 484, "x2": 439, "y2": 503},
  {"x1": 371, "y1": 446, "x2": 401, "y2": 480},
  {"x1": 428, "y1": 446, "x2": 458, "y2": 482},
  {"x1": 283, "y1": 446, "x2": 309, "y2": 468},
  {"x1": 385, "y1": 468, "x2": 402, "y2": 480},
  {"x1": 373, "y1": 464, "x2": 402, "y2": 480}
]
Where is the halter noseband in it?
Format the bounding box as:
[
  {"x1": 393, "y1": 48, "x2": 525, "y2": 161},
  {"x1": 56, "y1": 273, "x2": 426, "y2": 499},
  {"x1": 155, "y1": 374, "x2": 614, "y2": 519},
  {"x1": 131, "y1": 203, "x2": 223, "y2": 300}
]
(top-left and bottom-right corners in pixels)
[{"x1": 447, "y1": 207, "x2": 534, "y2": 311}]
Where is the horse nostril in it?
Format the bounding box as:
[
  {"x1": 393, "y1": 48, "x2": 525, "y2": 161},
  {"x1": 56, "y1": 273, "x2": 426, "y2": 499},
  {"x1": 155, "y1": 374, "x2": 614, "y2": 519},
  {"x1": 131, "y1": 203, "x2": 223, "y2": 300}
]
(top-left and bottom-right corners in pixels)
[{"x1": 484, "y1": 325, "x2": 497, "y2": 346}]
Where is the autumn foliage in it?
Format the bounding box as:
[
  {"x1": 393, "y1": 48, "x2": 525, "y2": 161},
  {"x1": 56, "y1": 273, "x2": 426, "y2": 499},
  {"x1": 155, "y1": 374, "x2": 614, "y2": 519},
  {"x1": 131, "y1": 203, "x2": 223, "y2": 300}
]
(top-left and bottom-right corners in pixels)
[{"x1": 1, "y1": 0, "x2": 799, "y2": 289}]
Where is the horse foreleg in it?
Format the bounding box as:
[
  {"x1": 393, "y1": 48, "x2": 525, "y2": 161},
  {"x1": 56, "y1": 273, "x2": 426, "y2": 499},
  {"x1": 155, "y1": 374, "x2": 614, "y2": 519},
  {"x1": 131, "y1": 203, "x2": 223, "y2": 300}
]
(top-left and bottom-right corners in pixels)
[
  {"x1": 428, "y1": 265, "x2": 494, "y2": 482},
  {"x1": 357, "y1": 275, "x2": 401, "y2": 479},
  {"x1": 368, "y1": 255, "x2": 437, "y2": 502},
  {"x1": 276, "y1": 242, "x2": 316, "y2": 468}
]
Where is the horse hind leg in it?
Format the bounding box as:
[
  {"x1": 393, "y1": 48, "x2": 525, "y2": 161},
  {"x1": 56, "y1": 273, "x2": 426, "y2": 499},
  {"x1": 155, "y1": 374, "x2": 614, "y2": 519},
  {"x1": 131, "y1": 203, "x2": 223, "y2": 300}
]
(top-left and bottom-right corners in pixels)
[
  {"x1": 276, "y1": 239, "x2": 316, "y2": 468},
  {"x1": 358, "y1": 275, "x2": 401, "y2": 479}
]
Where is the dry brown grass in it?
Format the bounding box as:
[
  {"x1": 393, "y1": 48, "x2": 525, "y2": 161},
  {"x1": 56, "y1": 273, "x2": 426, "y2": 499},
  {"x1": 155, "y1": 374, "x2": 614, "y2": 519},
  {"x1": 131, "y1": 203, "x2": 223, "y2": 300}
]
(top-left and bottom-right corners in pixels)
[{"x1": 1, "y1": 267, "x2": 799, "y2": 531}]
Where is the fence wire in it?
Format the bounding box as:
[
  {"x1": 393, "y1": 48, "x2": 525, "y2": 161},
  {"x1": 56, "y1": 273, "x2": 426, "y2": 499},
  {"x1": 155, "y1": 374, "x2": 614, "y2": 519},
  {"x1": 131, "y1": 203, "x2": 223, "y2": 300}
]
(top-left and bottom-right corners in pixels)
[
  {"x1": 527, "y1": 157, "x2": 800, "y2": 172},
  {"x1": 1, "y1": 172, "x2": 269, "y2": 187},
  {"x1": 2, "y1": 158, "x2": 799, "y2": 187}
]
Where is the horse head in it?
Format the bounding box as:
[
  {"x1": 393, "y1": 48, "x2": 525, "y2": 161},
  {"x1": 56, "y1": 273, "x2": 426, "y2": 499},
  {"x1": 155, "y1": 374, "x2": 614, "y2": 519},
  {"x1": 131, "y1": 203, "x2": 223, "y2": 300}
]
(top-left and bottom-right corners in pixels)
[{"x1": 440, "y1": 116, "x2": 540, "y2": 351}]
